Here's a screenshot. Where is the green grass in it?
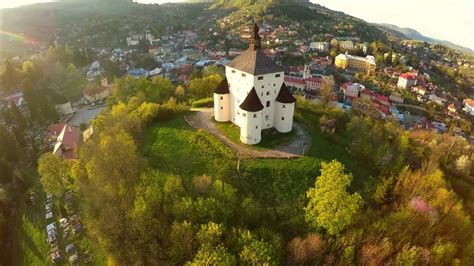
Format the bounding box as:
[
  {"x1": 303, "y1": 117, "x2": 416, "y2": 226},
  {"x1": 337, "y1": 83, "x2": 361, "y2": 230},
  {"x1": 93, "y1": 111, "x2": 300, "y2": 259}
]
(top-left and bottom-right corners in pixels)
[
  {"x1": 142, "y1": 116, "x2": 235, "y2": 181},
  {"x1": 214, "y1": 120, "x2": 296, "y2": 150},
  {"x1": 141, "y1": 113, "x2": 377, "y2": 236}
]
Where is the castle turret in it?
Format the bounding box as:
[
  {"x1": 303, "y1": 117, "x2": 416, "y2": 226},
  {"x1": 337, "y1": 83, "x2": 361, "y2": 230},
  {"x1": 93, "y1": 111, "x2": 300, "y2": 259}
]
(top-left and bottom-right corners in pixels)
[
  {"x1": 239, "y1": 87, "x2": 263, "y2": 145},
  {"x1": 213, "y1": 78, "x2": 230, "y2": 122},
  {"x1": 274, "y1": 83, "x2": 296, "y2": 133}
]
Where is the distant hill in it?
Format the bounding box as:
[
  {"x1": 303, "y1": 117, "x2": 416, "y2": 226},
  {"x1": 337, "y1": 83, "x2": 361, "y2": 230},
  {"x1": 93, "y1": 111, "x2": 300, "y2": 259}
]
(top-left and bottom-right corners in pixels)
[{"x1": 377, "y1": 23, "x2": 473, "y2": 54}]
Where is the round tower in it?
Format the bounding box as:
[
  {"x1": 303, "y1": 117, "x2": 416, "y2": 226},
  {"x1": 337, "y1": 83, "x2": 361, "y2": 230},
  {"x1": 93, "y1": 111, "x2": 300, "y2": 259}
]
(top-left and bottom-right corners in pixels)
[
  {"x1": 239, "y1": 110, "x2": 262, "y2": 145},
  {"x1": 239, "y1": 87, "x2": 264, "y2": 145},
  {"x1": 213, "y1": 78, "x2": 230, "y2": 122},
  {"x1": 274, "y1": 83, "x2": 296, "y2": 133}
]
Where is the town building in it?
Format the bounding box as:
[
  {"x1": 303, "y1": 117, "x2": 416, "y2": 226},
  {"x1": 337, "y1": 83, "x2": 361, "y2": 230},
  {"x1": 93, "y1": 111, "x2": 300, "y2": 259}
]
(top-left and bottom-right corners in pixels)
[
  {"x1": 397, "y1": 73, "x2": 417, "y2": 89},
  {"x1": 213, "y1": 24, "x2": 296, "y2": 145},
  {"x1": 83, "y1": 78, "x2": 112, "y2": 103},
  {"x1": 389, "y1": 92, "x2": 404, "y2": 103},
  {"x1": 339, "y1": 40, "x2": 354, "y2": 51},
  {"x1": 52, "y1": 124, "x2": 81, "y2": 160},
  {"x1": 309, "y1": 42, "x2": 329, "y2": 52},
  {"x1": 463, "y1": 98, "x2": 474, "y2": 116},
  {"x1": 335, "y1": 53, "x2": 376, "y2": 74}
]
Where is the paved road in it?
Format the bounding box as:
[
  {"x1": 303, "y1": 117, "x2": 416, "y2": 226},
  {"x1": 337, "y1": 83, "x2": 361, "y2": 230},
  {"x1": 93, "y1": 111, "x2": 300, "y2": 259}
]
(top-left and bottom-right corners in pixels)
[{"x1": 186, "y1": 108, "x2": 311, "y2": 159}]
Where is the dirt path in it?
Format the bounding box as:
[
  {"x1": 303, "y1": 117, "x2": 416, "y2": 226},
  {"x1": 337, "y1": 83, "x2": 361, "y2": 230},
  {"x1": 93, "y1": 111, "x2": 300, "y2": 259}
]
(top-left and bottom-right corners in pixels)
[{"x1": 185, "y1": 108, "x2": 311, "y2": 159}]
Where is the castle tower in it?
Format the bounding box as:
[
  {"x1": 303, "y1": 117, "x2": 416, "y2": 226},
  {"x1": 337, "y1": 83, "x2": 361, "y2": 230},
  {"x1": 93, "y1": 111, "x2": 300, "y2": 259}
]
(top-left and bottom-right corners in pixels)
[
  {"x1": 213, "y1": 78, "x2": 230, "y2": 122},
  {"x1": 274, "y1": 83, "x2": 296, "y2": 133},
  {"x1": 239, "y1": 87, "x2": 263, "y2": 145}
]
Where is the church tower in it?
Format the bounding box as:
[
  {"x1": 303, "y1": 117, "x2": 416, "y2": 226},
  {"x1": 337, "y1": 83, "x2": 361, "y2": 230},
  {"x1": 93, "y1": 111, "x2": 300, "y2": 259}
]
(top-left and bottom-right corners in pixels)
[{"x1": 213, "y1": 23, "x2": 296, "y2": 145}]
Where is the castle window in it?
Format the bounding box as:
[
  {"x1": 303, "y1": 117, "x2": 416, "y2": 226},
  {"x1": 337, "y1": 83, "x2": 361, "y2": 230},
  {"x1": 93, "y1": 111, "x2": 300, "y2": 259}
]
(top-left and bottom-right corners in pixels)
[
  {"x1": 261, "y1": 92, "x2": 263, "y2": 96},
  {"x1": 266, "y1": 101, "x2": 270, "y2": 107},
  {"x1": 261, "y1": 85, "x2": 264, "y2": 88},
  {"x1": 256, "y1": 126, "x2": 258, "y2": 129},
  {"x1": 258, "y1": 76, "x2": 264, "y2": 80},
  {"x1": 221, "y1": 106, "x2": 223, "y2": 110},
  {"x1": 281, "y1": 117, "x2": 285, "y2": 120},
  {"x1": 220, "y1": 96, "x2": 223, "y2": 100},
  {"x1": 273, "y1": 84, "x2": 276, "y2": 87},
  {"x1": 242, "y1": 73, "x2": 246, "y2": 77},
  {"x1": 242, "y1": 113, "x2": 246, "y2": 117},
  {"x1": 265, "y1": 115, "x2": 269, "y2": 121},
  {"x1": 266, "y1": 91, "x2": 270, "y2": 96},
  {"x1": 275, "y1": 74, "x2": 281, "y2": 78},
  {"x1": 253, "y1": 114, "x2": 257, "y2": 118},
  {"x1": 237, "y1": 111, "x2": 240, "y2": 115},
  {"x1": 283, "y1": 105, "x2": 286, "y2": 108},
  {"x1": 232, "y1": 70, "x2": 236, "y2": 73}
]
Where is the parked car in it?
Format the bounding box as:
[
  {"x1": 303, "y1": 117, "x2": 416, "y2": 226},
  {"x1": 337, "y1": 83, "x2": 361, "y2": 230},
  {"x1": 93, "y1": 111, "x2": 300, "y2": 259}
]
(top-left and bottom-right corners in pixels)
[
  {"x1": 69, "y1": 253, "x2": 79, "y2": 264},
  {"x1": 65, "y1": 243, "x2": 77, "y2": 254}
]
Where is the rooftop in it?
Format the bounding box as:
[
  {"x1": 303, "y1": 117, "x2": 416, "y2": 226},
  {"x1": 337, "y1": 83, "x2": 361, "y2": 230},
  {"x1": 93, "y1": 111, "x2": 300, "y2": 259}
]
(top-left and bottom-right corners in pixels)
[
  {"x1": 239, "y1": 87, "x2": 264, "y2": 112},
  {"x1": 226, "y1": 24, "x2": 282, "y2": 75}
]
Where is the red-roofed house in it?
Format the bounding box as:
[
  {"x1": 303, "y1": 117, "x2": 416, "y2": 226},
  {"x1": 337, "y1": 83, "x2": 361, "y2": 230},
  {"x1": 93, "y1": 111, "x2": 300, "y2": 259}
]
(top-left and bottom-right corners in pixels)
[
  {"x1": 284, "y1": 75, "x2": 305, "y2": 91},
  {"x1": 53, "y1": 124, "x2": 81, "y2": 160},
  {"x1": 83, "y1": 78, "x2": 112, "y2": 103},
  {"x1": 360, "y1": 89, "x2": 375, "y2": 100},
  {"x1": 397, "y1": 73, "x2": 417, "y2": 89},
  {"x1": 375, "y1": 94, "x2": 390, "y2": 106},
  {"x1": 49, "y1": 123, "x2": 67, "y2": 141},
  {"x1": 305, "y1": 77, "x2": 323, "y2": 92}
]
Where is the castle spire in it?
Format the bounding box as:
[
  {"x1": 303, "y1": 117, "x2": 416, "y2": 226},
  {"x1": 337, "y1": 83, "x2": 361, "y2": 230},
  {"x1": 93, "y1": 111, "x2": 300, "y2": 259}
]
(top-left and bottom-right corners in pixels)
[{"x1": 249, "y1": 23, "x2": 261, "y2": 50}]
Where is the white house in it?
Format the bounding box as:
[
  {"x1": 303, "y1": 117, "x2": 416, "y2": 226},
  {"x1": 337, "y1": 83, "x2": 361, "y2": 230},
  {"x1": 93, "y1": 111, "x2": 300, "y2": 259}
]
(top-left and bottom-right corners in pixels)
[
  {"x1": 56, "y1": 102, "x2": 74, "y2": 116},
  {"x1": 463, "y1": 99, "x2": 474, "y2": 116},
  {"x1": 214, "y1": 24, "x2": 296, "y2": 145},
  {"x1": 309, "y1": 42, "x2": 329, "y2": 52},
  {"x1": 397, "y1": 73, "x2": 416, "y2": 89}
]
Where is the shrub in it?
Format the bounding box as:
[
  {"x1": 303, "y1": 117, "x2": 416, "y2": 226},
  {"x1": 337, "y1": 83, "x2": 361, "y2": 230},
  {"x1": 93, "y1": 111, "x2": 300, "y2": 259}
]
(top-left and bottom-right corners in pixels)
[{"x1": 191, "y1": 97, "x2": 214, "y2": 108}]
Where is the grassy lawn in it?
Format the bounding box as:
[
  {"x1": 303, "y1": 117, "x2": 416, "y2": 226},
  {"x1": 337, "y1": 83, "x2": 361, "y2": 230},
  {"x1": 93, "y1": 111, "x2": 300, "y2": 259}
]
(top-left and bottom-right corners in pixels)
[
  {"x1": 142, "y1": 116, "x2": 235, "y2": 181},
  {"x1": 16, "y1": 169, "x2": 107, "y2": 266},
  {"x1": 141, "y1": 113, "x2": 377, "y2": 235},
  {"x1": 214, "y1": 120, "x2": 296, "y2": 150}
]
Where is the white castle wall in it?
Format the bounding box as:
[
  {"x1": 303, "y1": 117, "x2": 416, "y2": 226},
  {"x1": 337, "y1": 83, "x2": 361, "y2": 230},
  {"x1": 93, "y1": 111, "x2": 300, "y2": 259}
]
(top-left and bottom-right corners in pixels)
[
  {"x1": 274, "y1": 102, "x2": 295, "y2": 133},
  {"x1": 213, "y1": 93, "x2": 230, "y2": 122},
  {"x1": 252, "y1": 71, "x2": 284, "y2": 130},
  {"x1": 226, "y1": 67, "x2": 256, "y2": 126},
  {"x1": 239, "y1": 110, "x2": 262, "y2": 145}
]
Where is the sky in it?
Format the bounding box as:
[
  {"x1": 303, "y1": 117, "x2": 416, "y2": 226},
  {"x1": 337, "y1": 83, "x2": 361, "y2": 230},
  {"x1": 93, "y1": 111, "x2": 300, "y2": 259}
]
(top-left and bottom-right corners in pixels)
[{"x1": 1, "y1": 0, "x2": 473, "y2": 49}]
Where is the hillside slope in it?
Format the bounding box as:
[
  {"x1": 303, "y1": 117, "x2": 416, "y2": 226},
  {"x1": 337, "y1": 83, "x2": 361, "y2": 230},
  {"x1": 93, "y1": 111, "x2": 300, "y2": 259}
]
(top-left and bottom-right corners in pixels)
[{"x1": 378, "y1": 23, "x2": 473, "y2": 54}]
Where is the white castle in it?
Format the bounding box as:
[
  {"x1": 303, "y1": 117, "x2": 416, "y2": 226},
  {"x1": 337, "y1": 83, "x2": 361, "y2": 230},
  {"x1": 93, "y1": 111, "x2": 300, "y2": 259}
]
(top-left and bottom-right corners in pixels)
[{"x1": 214, "y1": 23, "x2": 296, "y2": 145}]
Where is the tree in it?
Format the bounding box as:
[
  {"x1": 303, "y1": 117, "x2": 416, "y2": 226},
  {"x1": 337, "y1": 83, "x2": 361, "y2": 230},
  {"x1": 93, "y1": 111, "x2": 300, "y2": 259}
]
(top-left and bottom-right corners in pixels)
[
  {"x1": 10, "y1": 104, "x2": 27, "y2": 132},
  {"x1": 0, "y1": 126, "x2": 19, "y2": 164},
  {"x1": 305, "y1": 160, "x2": 362, "y2": 235},
  {"x1": 169, "y1": 221, "x2": 198, "y2": 264},
  {"x1": 287, "y1": 233, "x2": 325, "y2": 264},
  {"x1": 37, "y1": 153, "x2": 71, "y2": 196},
  {"x1": 319, "y1": 80, "x2": 333, "y2": 111}
]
